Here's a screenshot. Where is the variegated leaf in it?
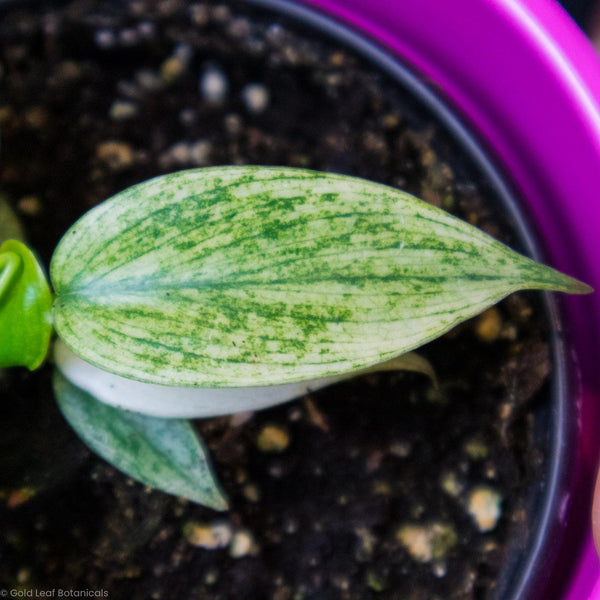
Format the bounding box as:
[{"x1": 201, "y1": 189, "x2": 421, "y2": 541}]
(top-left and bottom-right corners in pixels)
[
  {"x1": 50, "y1": 167, "x2": 590, "y2": 387},
  {"x1": 53, "y1": 369, "x2": 227, "y2": 509}
]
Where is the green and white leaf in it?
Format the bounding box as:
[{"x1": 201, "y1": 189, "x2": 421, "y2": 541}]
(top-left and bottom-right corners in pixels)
[
  {"x1": 54, "y1": 338, "x2": 435, "y2": 418},
  {"x1": 53, "y1": 369, "x2": 227, "y2": 509},
  {"x1": 50, "y1": 166, "x2": 591, "y2": 387}
]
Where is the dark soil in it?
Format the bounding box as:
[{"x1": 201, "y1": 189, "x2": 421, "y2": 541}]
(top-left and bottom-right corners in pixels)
[{"x1": 0, "y1": 1, "x2": 554, "y2": 599}]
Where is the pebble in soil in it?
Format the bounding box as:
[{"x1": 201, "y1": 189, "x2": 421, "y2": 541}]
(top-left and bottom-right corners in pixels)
[{"x1": 0, "y1": 1, "x2": 554, "y2": 599}]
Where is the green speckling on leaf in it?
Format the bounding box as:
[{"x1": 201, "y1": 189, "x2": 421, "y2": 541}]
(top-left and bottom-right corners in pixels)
[
  {"x1": 53, "y1": 370, "x2": 227, "y2": 509},
  {"x1": 49, "y1": 166, "x2": 591, "y2": 387}
]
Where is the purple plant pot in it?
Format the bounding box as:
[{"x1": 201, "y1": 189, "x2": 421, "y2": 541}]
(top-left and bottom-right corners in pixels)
[{"x1": 258, "y1": 0, "x2": 600, "y2": 598}]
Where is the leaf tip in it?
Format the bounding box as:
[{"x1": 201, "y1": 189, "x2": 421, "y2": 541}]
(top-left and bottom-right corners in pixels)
[
  {"x1": 187, "y1": 486, "x2": 229, "y2": 511},
  {"x1": 568, "y1": 279, "x2": 594, "y2": 295},
  {"x1": 518, "y1": 258, "x2": 593, "y2": 296},
  {"x1": 547, "y1": 272, "x2": 593, "y2": 295},
  {"x1": 210, "y1": 494, "x2": 230, "y2": 512}
]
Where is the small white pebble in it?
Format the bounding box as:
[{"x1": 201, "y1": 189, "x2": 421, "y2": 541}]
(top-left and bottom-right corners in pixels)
[
  {"x1": 109, "y1": 100, "x2": 138, "y2": 121},
  {"x1": 440, "y1": 471, "x2": 463, "y2": 498},
  {"x1": 283, "y1": 518, "x2": 299, "y2": 534},
  {"x1": 43, "y1": 14, "x2": 59, "y2": 35},
  {"x1": 241, "y1": 83, "x2": 270, "y2": 114},
  {"x1": 200, "y1": 67, "x2": 228, "y2": 104},
  {"x1": 204, "y1": 567, "x2": 219, "y2": 585},
  {"x1": 96, "y1": 141, "x2": 135, "y2": 170},
  {"x1": 161, "y1": 56, "x2": 186, "y2": 83},
  {"x1": 266, "y1": 23, "x2": 285, "y2": 45},
  {"x1": 467, "y1": 486, "x2": 502, "y2": 532},
  {"x1": 389, "y1": 440, "x2": 412, "y2": 458},
  {"x1": 116, "y1": 80, "x2": 140, "y2": 99},
  {"x1": 268, "y1": 462, "x2": 285, "y2": 478},
  {"x1": 137, "y1": 22, "x2": 156, "y2": 39},
  {"x1": 432, "y1": 561, "x2": 448, "y2": 578},
  {"x1": 136, "y1": 69, "x2": 163, "y2": 92},
  {"x1": 174, "y1": 44, "x2": 194, "y2": 63},
  {"x1": 396, "y1": 522, "x2": 457, "y2": 563},
  {"x1": 94, "y1": 30, "x2": 115, "y2": 49},
  {"x1": 129, "y1": 1, "x2": 145, "y2": 17},
  {"x1": 171, "y1": 142, "x2": 191, "y2": 163},
  {"x1": 229, "y1": 530, "x2": 255, "y2": 558},
  {"x1": 397, "y1": 525, "x2": 433, "y2": 562},
  {"x1": 16, "y1": 567, "x2": 31, "y2": 584},
  {"x1": 158, "y1": 144, "x2": 187, "y2": 169},
  {"x1": 224, "y1": 113, "x2": 243, "y2": 135},
  {"x1": 242, "y1": 483, "x2": 261, "y2": 503},
  {"x1": 184, "y1": 520, "x2": 233, "y2": 549},
  {"x1": 119, "y1": 28, "x2": 139, "y2": 46},
  {"x1": 354, "y1": 526, "x2": 377, "y2": 560},
  {"x1": 190, "y1": 3, "x2": 209, "y2": 26},
  {"x1": 179, "y1": 108, "x2": 198, "y2": 126},
  {"x1": 475, "y1": 308, "x2": 502, "y2": 343},
  {"x1": 227, "y1": 17, "x2": 251, "y2": 38},
  {"x1": 244, "y1": 38, "x2": 267, "y2": 56},
  {"x1": 287, "y1": 407, "x2": 303, "y2": 422},
  {"x1": 334, "y1": 575, "x2": 351, "y2": 591},
  {"x1": 17, "y1": 195, "x2": 41, "y2": 216},
  {"x1": 463, "y1": 437, "x2": 489, "y2": 460},
  {"x1": 212, "y1": 4, "x2": 231, "y2": 22},
  {"x1": 189, "y1": 140, "x2": 212, "y2": 165},
  {"x1": 257, "y1": 424, "x2": 290, "y2": 452}
]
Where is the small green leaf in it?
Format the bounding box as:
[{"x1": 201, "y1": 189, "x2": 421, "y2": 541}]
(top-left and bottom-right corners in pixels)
[
  {"x1": 50, "y1": 167, "x2": 591, "y2": 387},
  {"x1": 360, "y1": 352, "x2": 438, "y2": 388},
  {"x1": 52, "y1": 369, "x2": 228, "y2": 510},
  {"x1": 0, "y1": 239, "x2": 53, "y2": 369}
]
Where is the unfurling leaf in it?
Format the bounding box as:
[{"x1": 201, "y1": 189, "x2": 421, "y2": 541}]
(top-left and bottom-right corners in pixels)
[
  {"x1": 54, "y1": 339, "x2": 436, "y2": 418},
  {"x1": 0, "y1": 239, "x2": 53, "y2": 369},
  {"x1": 53, "y1": 370, "x2": 228, "y2": 509},
  {"x1": 50, "y1": 167, "x2": 590, "y2": 387}
]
